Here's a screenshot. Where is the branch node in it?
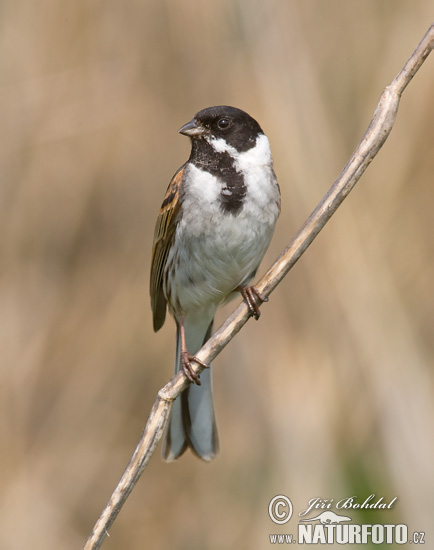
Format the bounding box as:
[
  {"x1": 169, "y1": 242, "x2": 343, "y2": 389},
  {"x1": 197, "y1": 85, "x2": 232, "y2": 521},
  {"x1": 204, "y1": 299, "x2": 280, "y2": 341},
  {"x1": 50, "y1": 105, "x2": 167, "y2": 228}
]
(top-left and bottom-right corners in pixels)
[{"x1": 158, "y1": 389, "x2": 175, "y2": 403}]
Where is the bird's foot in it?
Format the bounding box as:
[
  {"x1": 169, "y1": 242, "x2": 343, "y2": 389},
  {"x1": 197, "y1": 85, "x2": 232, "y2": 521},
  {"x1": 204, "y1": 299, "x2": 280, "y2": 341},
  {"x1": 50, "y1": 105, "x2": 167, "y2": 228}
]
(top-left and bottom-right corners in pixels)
[
  {"x1": 239, "y1": 285, "x2": 269, "y2": 320},
  {"x1": 180, "y1": 351, "x2": 209, "y2": 386}
]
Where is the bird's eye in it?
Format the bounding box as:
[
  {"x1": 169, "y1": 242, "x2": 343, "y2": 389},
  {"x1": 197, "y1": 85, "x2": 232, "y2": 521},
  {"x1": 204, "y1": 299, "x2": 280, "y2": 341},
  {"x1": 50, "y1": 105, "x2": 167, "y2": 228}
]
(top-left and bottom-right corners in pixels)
[{"x1": 217, "y1": 118, "x2": 232, "y2": 131}]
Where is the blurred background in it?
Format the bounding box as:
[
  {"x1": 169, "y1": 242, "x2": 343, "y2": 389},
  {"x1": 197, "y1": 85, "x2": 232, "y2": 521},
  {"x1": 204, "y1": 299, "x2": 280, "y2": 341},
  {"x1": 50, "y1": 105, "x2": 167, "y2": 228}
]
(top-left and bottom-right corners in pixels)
[{"x1": 1, "y1": 1, "x2": 433, "y2": 549}]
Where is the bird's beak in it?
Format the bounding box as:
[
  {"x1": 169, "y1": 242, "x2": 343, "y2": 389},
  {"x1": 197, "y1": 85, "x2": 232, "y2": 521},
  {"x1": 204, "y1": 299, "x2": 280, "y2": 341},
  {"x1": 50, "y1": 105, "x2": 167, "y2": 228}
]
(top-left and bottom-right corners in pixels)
[{"x1": 178, "y1": 118, "x2": 206, "y2": 137}]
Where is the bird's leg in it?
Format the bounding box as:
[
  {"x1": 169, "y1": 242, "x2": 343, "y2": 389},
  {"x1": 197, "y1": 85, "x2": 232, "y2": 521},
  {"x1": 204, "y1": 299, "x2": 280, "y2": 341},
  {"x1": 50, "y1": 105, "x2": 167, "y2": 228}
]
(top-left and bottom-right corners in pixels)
[
  {"x1": 237, "y1": 285, "x2": 269, "y2": 320},
  {"x1": 179, "y1": 318, "x2": 209, "y2": 386}
]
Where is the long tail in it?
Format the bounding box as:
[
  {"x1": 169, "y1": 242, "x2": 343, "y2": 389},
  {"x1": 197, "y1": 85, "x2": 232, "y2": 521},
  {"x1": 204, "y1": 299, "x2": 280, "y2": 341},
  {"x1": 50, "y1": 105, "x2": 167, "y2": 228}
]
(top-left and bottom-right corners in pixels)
[{"x1": 162, "y1": 317, "x2": 219, "y2": 461}]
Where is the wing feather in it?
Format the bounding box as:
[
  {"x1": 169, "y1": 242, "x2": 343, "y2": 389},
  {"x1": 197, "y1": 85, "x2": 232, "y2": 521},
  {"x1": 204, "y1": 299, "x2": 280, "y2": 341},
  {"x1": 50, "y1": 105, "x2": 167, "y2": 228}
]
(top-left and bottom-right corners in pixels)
[{"x1": 150, "y1": 165, "x2": 184, "y2": 331}]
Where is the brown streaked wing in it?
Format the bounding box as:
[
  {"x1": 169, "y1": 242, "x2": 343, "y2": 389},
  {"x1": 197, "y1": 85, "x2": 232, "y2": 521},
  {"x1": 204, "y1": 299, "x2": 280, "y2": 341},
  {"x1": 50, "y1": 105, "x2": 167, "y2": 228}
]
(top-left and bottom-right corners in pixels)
[{"x1": 150, "y1": 165, "x2": 185, "y2": 332}]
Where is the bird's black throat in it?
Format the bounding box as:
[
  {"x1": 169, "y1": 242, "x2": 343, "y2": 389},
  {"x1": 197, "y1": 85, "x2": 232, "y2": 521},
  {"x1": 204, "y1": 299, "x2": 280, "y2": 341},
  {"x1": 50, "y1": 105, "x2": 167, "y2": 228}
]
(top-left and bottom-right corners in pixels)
[{"x1": 188, "y1": 138, "x2": 246, "y2": 215}]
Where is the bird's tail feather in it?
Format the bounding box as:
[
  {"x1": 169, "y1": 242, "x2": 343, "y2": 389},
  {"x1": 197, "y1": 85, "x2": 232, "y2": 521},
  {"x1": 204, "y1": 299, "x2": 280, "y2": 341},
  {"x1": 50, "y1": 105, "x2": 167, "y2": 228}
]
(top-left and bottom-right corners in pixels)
[{"x1": 162, "y1": 317, "x2": 219, "y2": 461}]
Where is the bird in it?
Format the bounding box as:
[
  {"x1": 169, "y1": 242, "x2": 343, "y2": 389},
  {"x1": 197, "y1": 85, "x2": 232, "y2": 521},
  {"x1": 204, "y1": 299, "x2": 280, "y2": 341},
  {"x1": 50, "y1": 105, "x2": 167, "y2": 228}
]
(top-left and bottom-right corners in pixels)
[{"x1": 150, "y1": 106, "x2": 280, "y2": 461}]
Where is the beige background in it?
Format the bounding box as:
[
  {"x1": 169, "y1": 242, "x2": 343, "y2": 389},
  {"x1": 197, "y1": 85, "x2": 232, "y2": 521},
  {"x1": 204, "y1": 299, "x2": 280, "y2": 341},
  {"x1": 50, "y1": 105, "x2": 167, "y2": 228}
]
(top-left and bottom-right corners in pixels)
[{"x1": 1, "y1": 1, "x2": 433, "y2": 549}]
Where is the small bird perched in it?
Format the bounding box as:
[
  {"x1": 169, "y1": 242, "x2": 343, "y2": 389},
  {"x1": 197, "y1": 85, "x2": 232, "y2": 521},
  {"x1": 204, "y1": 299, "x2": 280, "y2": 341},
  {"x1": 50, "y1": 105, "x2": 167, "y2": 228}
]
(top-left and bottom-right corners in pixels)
[{"x1": 150, "y1": 106, "x2": 280, "y2": 461}]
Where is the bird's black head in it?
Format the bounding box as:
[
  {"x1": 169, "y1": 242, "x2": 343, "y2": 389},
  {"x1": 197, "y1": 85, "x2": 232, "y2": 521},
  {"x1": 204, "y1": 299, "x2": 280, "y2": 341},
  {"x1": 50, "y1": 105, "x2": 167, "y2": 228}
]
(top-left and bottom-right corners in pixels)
[{"x1": 179, "y1": 106, "x2": 263, "y2": 153}]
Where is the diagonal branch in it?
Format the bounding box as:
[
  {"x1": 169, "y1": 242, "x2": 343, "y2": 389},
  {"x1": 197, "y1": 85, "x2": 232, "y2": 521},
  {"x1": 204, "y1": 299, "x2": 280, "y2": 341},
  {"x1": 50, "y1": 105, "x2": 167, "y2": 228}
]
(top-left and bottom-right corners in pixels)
[{"x1": 84, "y1": 24, "x2": 433, "y2": 550}]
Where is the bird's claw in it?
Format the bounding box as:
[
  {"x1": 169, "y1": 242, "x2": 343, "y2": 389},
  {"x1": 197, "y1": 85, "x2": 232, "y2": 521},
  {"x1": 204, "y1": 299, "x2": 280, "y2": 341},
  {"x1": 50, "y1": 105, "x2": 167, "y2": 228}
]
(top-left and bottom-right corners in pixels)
[
  {"x1": 180, "y1": 351, "x2": 209, "y2": 386},
  {"x1": 240, "y1": 285, "x2": 269, "y2": 320}
]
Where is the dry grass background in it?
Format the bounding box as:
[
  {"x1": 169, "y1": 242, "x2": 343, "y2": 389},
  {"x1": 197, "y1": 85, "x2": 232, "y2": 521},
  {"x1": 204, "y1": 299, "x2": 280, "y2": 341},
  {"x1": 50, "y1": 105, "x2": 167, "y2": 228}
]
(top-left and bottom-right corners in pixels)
[{"x1": 1, "y1": 1, "x2": 433, "y2": 549}]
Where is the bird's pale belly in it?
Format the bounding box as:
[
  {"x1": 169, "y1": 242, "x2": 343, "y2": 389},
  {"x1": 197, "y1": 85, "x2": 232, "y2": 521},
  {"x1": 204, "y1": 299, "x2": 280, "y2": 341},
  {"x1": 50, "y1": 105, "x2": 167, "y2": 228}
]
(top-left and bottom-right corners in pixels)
[{"x1": 165, "y1": 211, "x2": 275, "y2": 316}]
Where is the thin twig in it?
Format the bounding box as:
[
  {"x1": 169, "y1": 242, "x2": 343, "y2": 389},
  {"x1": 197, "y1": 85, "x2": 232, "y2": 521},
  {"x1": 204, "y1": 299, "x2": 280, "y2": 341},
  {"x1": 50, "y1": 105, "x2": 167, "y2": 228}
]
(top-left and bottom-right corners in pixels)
[{"x1": 84, "y1": 24, "x2": 433, "y2": 550}]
